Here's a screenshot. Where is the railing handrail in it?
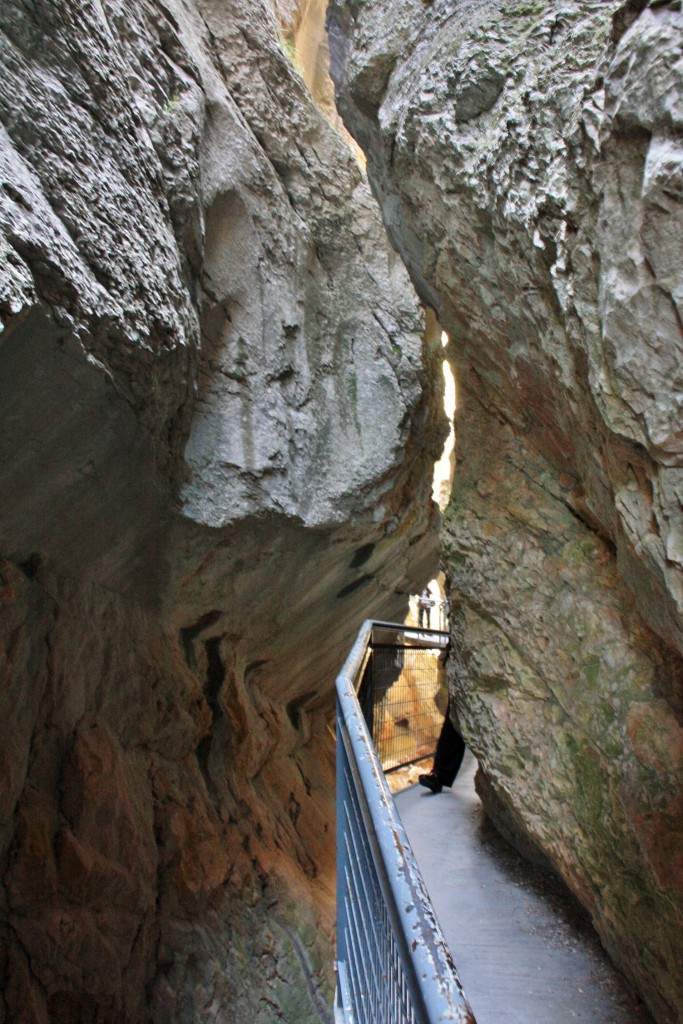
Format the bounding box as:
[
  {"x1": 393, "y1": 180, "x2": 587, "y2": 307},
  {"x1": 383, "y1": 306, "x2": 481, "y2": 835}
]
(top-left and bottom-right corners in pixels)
[{"x1": 336, "y1": 620, "x2": 475, "y2": 1023}]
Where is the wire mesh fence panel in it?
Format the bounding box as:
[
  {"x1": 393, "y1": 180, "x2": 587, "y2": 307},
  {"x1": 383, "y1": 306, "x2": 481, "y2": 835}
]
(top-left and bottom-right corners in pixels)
[
  {"x1": 337, "y1": 739, "x2": 420, "y2": 1024},
  {"x1": 360, "y1": 645, "x2": 448, "y2": 772}
]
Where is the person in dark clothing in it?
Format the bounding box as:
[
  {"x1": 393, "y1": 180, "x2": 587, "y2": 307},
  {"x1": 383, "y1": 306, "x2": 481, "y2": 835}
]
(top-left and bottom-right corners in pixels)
[
  {"x1": 418, "y1": 704, "x2": 466, "y2": 793},
  {"x1": 419, "y1": 638, "x2": 466, "y2": 793}
]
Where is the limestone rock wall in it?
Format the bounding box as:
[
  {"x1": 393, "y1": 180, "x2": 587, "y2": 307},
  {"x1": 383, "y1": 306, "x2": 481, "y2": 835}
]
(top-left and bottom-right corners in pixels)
[
  {"x1": 328, "y1": 1, "x2": 683, "y2": 1021},
  {"x1": 0, "y1": 0, "x2": 444, "y2": 1019}
]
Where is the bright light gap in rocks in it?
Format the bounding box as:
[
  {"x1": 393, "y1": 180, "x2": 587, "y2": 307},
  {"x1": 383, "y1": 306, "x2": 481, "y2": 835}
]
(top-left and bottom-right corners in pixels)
[{"x1": 407, "y1": 331, "x2": 455, "y2": 629}]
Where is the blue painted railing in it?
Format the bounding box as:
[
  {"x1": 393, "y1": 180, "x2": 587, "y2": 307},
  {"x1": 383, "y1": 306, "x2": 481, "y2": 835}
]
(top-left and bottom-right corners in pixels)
[{"x1": 335, "y1": 621, "x2": 475, "y2": 1024}]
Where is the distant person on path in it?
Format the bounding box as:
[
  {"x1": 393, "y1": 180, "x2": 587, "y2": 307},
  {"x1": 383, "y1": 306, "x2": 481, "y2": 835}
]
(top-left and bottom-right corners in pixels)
[
  {"x1": 418, "y1": 586, "x2": 434, "y2": 628},
  {"x1": 439, "y1": 595, "x2": 449, "y2": 631},
  {"x1": 419, "y1": 640, "x2": 466, "y2": 793}
]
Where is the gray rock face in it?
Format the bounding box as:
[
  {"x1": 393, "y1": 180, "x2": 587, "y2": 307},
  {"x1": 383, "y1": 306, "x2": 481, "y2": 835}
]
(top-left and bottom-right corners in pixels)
[
  {"x1": 328, "y1": 1, "x2": 683, "y2": 1021},
  {"x1": 0, "y1": 0, "x2": 443, "y2": 1019}
]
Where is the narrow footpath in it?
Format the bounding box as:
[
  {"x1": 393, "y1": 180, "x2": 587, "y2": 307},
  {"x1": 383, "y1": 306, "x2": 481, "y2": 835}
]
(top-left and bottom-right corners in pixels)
[{"x1": 394, "y1": 753, "x2": 653, "y2": 1024}]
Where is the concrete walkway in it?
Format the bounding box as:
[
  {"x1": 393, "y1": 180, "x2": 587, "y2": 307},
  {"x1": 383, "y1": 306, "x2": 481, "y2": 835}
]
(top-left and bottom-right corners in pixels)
[{"x1": 393, "y1": 753, "x2": 653, "y2": 1024}]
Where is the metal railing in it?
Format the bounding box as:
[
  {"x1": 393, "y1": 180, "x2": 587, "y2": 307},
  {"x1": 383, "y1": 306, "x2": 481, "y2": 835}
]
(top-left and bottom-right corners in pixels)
[
  {"x1": 335, "y1": 621, "x2": 475, "y2": 1024},
  {"x1": 357, "y1": 624, "x2": 450, "y2": 772}
]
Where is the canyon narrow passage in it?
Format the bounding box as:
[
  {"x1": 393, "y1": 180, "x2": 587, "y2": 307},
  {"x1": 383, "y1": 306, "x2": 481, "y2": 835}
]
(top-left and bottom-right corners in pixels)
[{"x1": 0, "y1": 0, "x2": 681, "y2": 1022}]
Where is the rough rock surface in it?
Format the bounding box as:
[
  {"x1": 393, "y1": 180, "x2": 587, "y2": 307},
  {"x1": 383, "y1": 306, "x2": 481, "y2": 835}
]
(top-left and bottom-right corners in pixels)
[
  {"x1": 328, "y1": 1, "x2": 683, "y2": 1021},
  {"x1": 0, "y1": 0, "x2": 444, "y2": 1020}
]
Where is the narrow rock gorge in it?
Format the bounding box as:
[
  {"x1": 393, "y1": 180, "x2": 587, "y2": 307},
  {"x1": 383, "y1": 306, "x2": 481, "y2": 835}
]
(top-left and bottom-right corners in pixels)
[
  {"x1": 3, "y1": 0, "x2": 683, "y2": 1021},
  {"x1": 0, "y1": 0, "x2": 445, "y2": 1020},
  {"x1": 328, "y1": 1, "x2": 683, "y2": 1022}
]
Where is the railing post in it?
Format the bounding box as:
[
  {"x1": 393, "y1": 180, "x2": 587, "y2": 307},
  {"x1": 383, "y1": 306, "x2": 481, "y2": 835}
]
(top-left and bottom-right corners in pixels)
[{"x1": 335, "y1": 695, "x2": 350, "y2": 1013}]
